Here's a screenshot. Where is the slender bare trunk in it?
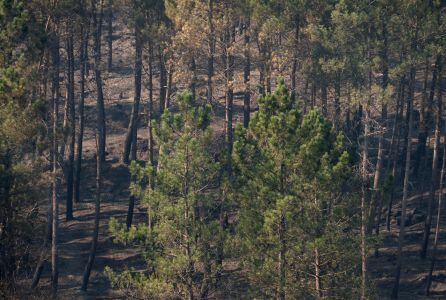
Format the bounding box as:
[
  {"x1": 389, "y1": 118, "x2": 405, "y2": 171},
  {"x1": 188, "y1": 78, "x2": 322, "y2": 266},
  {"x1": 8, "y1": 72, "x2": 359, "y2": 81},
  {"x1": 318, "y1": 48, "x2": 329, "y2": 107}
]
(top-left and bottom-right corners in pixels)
[
  {"x1": 425, "y1": 127, "x2": 446, "y2": 295},
  {"x1": 75, "y1": 20, "x2": 89, "y2": 203},
  {"x1": 66, "y1": 30, "x2": 75, "y2": 221},
  {"x1": 31, "y1": 209, "x2": 52, "y2": 289},
  {"x1": 81, "y1": 0, "x2": 105, "y2": 290},
  {"x1": 206, "y1": 0, "x2": 215, "y2": 104},
  {"x1": 243, "y1": 20, "x2": 251, "y2": 128},
  {"x1": 125, "y1": 19, "x2": 143, "y2": 227},
  {"x1": 107, "y1": 0, "x2": 113, "y2": 71},
  {"x1": 50, "y1": 32, "x2": 60, "y2": 298},
  {"x1": 147, "y1": 42, "x2": 154, "y2": 167},
  {"x1": 314, "y1": 247, "x2": 321, "y2": 300},
  {"x1": 291, "y1": 24, "x2": 299, "y2": 102},
  {"x1": 386, "y1": 77, "x2": 406, "y2": 231},
  {"x1": 122, "y1": 24, "x2": 142, "y2": 164},
  {"x1": 392, "y1": 62, "x2": 416, "y2": 299},
  {"x1": 421, "y1": 55, "x2": 443, "y2": 258},
  {"x1": 164, "y1": 63, "x2": 173, "y2": 111}
]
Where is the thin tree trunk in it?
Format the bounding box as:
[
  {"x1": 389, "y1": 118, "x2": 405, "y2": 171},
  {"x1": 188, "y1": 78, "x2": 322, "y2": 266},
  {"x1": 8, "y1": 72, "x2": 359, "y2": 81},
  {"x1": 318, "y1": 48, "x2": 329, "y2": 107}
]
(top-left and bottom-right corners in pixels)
[
  {"x1": 81, "y1": 0, "x2": 105, "y2": 290},
  {"x1": 391, "y1": 62, "x2": 416, "y2": 299},
  {"x1": 421, "y1": 55, "x2": 443, "y2": 259},
  {"x1": 243, "y1": 20, "x2": 251, "y2": 128},
  {"x1": 159, "y1": 47, "x2": 166, "y2": 115},
  {"x1": 369, "y1": 26, "x2": 389, "y2": 235},
  {"x1": 314, "y1": 247, "x2": 321, "y2": 300},
  {"x1": 291, "y1": 24, "x2": 299, "y2": 102},
  {"x1": 386, "y1": 77, "x2": 406, "y2": 231},
  {"x1": 189, "y1": 56, "x2": 197, "y2": 100},
  {"x1": 122, "y1": 24, "x2": 142, "y2": 165},
  {"x1": 360, "y1": 105, "x2": 369, "y2": 300},
  {"x1": 75, "y1": 20, "x2": 89, "y2": 203},
  {"x1": 125, "y1": 20, "x2": 143, "y2": 227},
  {"x1": 414, "y1": 59, "x2": 431, "y2": 178},
  {"x1": 31, "y1": 209, "x2": 52, "y2": 289},
  {"x1": 50, "y1": 32, "x2": 60, "y2": 298},
  {"x1": 278, "y1": 212, "x2": 286, "y2": 300},
  {"x1": 373, "y1": 21, "x2": 389, "y2": 237},
  {"x1": 425, "y1": 126, "x2": 446, "y2": 295},
  {"x1": 66, "y1": 30, "x2": 75, "y2": 221},
  {"x1": 206, "y1": 0, "x2": 215, "y2": 104},
  {"x1": 147, "y1": 42, "x2": 154, "y2": 167},
  {"x1": 225, "y1": 25, "x2": 234, "y2": 172},
  {"x1": 321, "y1": 84, "x2": 328, "y2": 117},
  {"x1": 164, "y1": 63, "x2": 173, "y2": 111},
  {"x1": 107, "y1": 0, "x2": 113, "y2": 71}
]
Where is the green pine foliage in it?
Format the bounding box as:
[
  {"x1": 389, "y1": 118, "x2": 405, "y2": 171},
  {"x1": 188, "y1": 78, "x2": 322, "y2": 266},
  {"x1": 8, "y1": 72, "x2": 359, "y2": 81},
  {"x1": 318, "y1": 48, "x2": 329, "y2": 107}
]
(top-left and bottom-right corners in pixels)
[
  {"x1": 107, "y1": 92, "x2": 221, "y2": 299},
  {"x1": 232, "y1": 79, "x2": 362, "y2": 298}
]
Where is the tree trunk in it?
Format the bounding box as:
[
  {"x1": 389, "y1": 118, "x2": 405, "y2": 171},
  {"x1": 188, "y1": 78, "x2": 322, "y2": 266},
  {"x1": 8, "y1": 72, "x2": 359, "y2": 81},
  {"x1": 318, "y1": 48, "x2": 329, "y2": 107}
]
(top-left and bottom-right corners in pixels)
[
  {"x1": 278, "y1": 212, "x2": 286, "y2": 300},
  {"x1": 314, "y1": 247, "x2": 321, "y2": 300},
  {"x1": 243, "y1": 20, "x2": 251, "y2": 128},
  {"x1": 125, "y1": 20, "x2": 143, "y2": 227},
  {"x1": 75, "y1": 20, "x2": 89, "y2": 203},
  {"x1": 414, "y1": 59, "x2": 431, "y2": 178},
  {"x1": 147, "y1": 42, "x2": 154, "y2": 167},
  {"x1": 225, "y1": 25, "x2": 234, "y2": 172},
  {"x1": 31, "y1": 209, "x2": 52, "y2": 289},
  {"x1": 159, "y1": 47, "x2": 166, "y2": 115},
  {"x1": 291, "y1": 24, "x2": 299, "y2": 102},
  {"x1": 81, "y1": 1, "x2": 105, "y2": 290},
  {"x1": 66, "y1": 30, "x2": 75, "y2": 221},
  {"x1": 386, "y1": 76, "x2": 406, "y2": 231},
  {"x1": 122, "y1": 24, "x2": 142, "y2": 164},
  {"x1": 164, "y1": 63, "x2": 173, "y2": 111},
  {"x1": 107, "y1": 0, "x2": 113, "y2": 71},
  {"x1": 50, "y1": 32, "x2": 60, "y2": 297},
  {"x1": 360, "y1": 105, "x2": 369, "y2": 300},
  {"x1": 421, "y1": 55, "x2": 443, "y2": 259},
  {"x1": 321, "y1": 84, "x2": 328, "y2": 117},
  {"x1": 391, "y1": 63, "x2": 416, "y2": 299},
  {"x1": 189, "y1": 56, "x2": 197, "y2": 100},
  {"x1": 206, "y1": 0, "x2": 215, "y2": 104},
  {"x1": 425, "y1": 126, "x2": 446, "y2": 295}
]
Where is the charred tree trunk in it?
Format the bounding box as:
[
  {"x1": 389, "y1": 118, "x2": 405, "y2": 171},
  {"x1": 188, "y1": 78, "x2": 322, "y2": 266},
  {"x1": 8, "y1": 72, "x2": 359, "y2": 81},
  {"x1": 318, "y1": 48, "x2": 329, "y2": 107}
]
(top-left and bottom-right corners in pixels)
[
  {"x1": 291, "y1": 23, "x2": 299, "y2": 102},
  {"x1": 147, "y1": 42, "x2": 154, "y2": 167},
  {"x1": 159, "y1": 47, "x2": 166, "y2": 115},
  {"x1": 321, "y1": 84, "x2": 328, "y2": 118},
  {"x1": 66, "y1": 30, "x2": 75, "y2": 221},
  {"x1": 206, "y1": 0, "x2": 215, "y2": 104},
  {"x1": 122, "y1": 24, "x2": 142, "y2": 165},
  {"x1": 107, "y1": 0, "x2": 113, "y2": 71},
  {"x1": 31, "y1": 209, "x2": 52, "y2": 289},
  {"x1": 75, "y1": 19, "x2": 89, "y2": 203},
  {"x1": 50, "y1": 32, "x2": 60, "y2": 297},
  {"x1": 243, "y1": 20, "x2": 251, "y2": 128},
  {"x1": 189, "y1": 56, "x2": 197, "y2": 100},
  {"x1": 125, "y1": 21, "x2": 143, "y2": 228},
  {"x1": 425, "y1": 125, "x2": 446, "y2": 295},
  {"x1": 392, "y1": 61, "x2": 416, "y2": 299},
  {"x1": 386, "y1": 76, "x2": 406, "y2": 231},
  {"x1": 225, "y1": 27, "x2": 234, "y2": 173},
  {"x1": 81, "y1": 0, "x2": 105, "y2": 290},
  {"x1": 421, "y1": 55, "x2": 443, "y2": 259},
  {"x1": 414, "y1": 59, "x2": 431, "y2": 178},
  {"x1": 164, "y1": 63, "x2": 173, "y2": 111}
]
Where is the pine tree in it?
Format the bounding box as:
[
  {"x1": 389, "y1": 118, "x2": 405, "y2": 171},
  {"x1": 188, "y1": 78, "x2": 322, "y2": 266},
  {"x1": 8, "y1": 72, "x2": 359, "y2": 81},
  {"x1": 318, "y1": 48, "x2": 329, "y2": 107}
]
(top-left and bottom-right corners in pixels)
[
  {"x1": 233, "y1": 80, "x2": 361, "y2": 299},
  {"x1": 107, "y1": 92, "x2": 220, "y2": 299}
]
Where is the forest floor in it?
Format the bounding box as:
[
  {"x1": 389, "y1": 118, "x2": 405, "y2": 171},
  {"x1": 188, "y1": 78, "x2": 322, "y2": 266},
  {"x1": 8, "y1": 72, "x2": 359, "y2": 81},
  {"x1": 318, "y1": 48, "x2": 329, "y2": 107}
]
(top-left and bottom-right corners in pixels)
[{"x1": 17, "y1": 17, "x2": 446, "y2": 300}]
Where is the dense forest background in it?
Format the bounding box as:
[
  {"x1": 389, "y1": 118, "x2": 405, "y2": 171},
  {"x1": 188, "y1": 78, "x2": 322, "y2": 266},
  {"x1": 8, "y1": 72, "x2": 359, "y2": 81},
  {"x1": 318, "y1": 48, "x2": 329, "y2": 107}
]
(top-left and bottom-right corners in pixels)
[{"x1": 1, "y1": 0, "x2": 446, "y2": 299}]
